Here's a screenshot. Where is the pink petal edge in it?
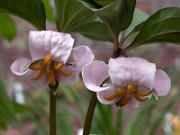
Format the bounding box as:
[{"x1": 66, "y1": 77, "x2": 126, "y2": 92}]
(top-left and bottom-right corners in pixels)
[
  {"x1": 153, "y1": 69, "x2": 171, "y2": 96},
  {"x1": 82, "y1": 61, "x2": 110, "y2": 92}
]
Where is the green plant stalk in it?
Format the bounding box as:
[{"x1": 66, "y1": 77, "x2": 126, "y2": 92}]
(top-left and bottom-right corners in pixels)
[
  {"x1": 50, "y1": 91, "x2": 56, "y2": 135},
  {"x1": 83, "y1": 92, "x2": 97, "y2": 135}
]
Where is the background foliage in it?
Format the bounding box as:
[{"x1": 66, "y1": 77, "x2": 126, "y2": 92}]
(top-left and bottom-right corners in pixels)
[{"x1": 0, "y1": 0, "x2": 179, "y2": 135}]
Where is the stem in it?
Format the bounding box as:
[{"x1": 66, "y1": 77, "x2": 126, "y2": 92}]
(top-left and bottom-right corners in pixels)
[
  {"x1": 83, "y1": 92, "x2": 97, "y2": 135},
  {"x1": 50, "y1": 91, "x2": 56, "y2": 135}
]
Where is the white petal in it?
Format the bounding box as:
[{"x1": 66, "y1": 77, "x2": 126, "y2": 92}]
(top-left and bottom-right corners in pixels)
[
  {"x1": 29, "y1": 31, "x2": 46, "y2": 61},
  {"x1": 69, "y1": 46, "x2": 94, "y2": 72},
  {"x1": 29, "y1": 31, "x2": 74, "y2": 63},
  {"x1": 109, "y1": 57, "x2": 156, "y2": 89},
  {"x1": 59, "y1": 73, "x2": 79, "y2": 85},
  {"x1": 153, "y1": 69, "x2": 171, "y2": 96},
  {"x1": 97, "y1": 87, "x2": 121, "y2": 104},
  {"x1": 58, "y1": 66, "x2": 79, "y2": 85},
  {"x1": 10, "y1": 58, "x2": 31, "y2": 76},
  {"x1": 129, "y1": 96, "x2": 140, "y2": 108},
  {"x1": 82, "y1": 61, "x2": 110, "y2": 92}
]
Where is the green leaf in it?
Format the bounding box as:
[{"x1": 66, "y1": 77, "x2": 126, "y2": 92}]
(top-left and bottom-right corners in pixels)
[
  {"x1": 125, "y1": 99, "x2": 157, "y2": 135},
  {"x1": 124, "y1": 8, "x2": 149, "y2": 36},
  {"x1": 12, "y1": 102, "x2": 31, "y2": 114},
  {"x1": 128, "y1": 7, "x2": 180, "y2": 48},
  {"x1": 78, "y1": 0, "x2": 136, "y2": 37},
  {"x1": 94, "y1": 0, "x2": 115, "y2": 6},
  {"x1": 54, "y1": 0, "x2": 112, "y2": 41},
  {"x1": 0, "y1": 80, "x2": 16, "y2": 122},
  {"x1": 0, "y1": 0, "x2": 46, "y2": 30},
  {"x1": 0, "y1": 117, "x2": 7, "y2": 130},
  {"x1": 0, "y1": 12, "x2": 16, "y2": 41},
  {"x1": 43, "y1": 0, "x2": 55, "y2": 22}
]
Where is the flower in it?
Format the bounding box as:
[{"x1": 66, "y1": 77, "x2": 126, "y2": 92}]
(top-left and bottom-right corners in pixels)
[
  {"x1": 10, "y1": 31, "x2": 94, "y2": 87},
  {"x1": 82, "y1": 57, "x2": 171, "y2": 107}
]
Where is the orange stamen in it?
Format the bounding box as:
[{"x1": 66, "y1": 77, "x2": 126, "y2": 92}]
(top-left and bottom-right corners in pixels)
[
  {"x1": 58, "y1": 68, "x2": 72, "y2": 76},
  {"x1": 29, "y1": 64, "x2": 44, "y2": 71},
  {"x1": 104, "y1": 93, "x2": 118, "y2": 101},
  {"x1": 121, "y1": 93, "x2": 129, "y2": 105},
  {"x1": 138, "y1": 90, "x2": 152, "y2": 96},
  {"x1": 133, "y1": 91, "x2": 148, "y2": 102},
  {"x1": 32, "y1": 68, "x2": 46, "y2": 80},
  {"x1": 54, "y1": 63, "x2": 63, "y2": 70},
  {"x1": 104, "y1": 89, "x2": 124, "y2": 101},
  {"x1": 116, "y1": 88, "x2": 125, "y2": 96},
  {"x1": 44, "y1": 55, "x2": 51, "y2": 65},
  {"x1": 49, "y1": 67, "x2": 56, "y2": 86}
]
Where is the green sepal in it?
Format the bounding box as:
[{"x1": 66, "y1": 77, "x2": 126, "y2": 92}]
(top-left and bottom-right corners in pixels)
[
  {"x1": 115, "y1": 100, "x2": 126, "y2": 109},
  {"x1": 49, "y1": 80, "x2": 59, "y2": 95}
]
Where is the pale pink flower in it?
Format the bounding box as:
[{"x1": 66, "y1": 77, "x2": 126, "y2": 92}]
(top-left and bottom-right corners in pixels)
[
  {"x1": 82, "y1": 57, "x2": 171, "y2": 107},
  {"x1": 10, "y1": 31, "x2": 94, "y2": 87}
]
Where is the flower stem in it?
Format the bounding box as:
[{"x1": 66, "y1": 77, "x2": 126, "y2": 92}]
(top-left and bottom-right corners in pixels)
[
  {"x1": 83, "y1": 92, "x2": 97, "y2": 135},
  {"x1": 50, "y1": 91, "x2": 56, "y2": 135}
]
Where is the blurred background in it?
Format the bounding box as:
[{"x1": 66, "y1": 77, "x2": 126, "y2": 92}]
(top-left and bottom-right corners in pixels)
[{"x1": 0, "y1": 0, "x2": 180, "y2": 135}]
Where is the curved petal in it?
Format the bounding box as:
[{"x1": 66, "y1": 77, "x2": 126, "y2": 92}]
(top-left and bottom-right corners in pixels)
[
  {"x1": 153, "y1": 69, "x2": 171, "y2": 96},
  {"x1": 82, "y1": 61, "x2": 110, "y2": 92},
  {"x1": 59, "y1": 73, "x2": 79, "y2": 85},
  {"x1": 109, "y1": 57, "x2": 156, "y2": 89},
  {"x1": 10, "y1": 58, "x2": 31, "y2": 76},
  {"x1": 29, "y1": 73, "x2": 49, "y2": 89},
  {"x1": 57, "y1": 66, "x2": 79, "y2": 85},
  {"x1": 29, "y1": 31, "x2": 74, "y2": 63},
  {"x1": 129, "y1": 96, "x2": 140, "y2": 108},
  {"x1": 69, "y1": 46, "x2": 94, "y2": 72},
  {"x1": 97, "y1": 87, "x2": 121, "y2": 104}
]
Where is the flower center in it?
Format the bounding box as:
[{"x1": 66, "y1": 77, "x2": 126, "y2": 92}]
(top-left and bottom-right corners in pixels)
[
  {"x1": 104, "y1": 85, "x2": 152, "y2": 106},
  {"x1": 29, "y1": 54, "x2": 71, "y2": 86}
]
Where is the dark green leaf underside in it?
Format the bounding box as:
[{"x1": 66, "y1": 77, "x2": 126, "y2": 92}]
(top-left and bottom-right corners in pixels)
[
  {"x1": 0, "y1": 0, "x2": 46, "y2": 29},
  {"x1": 129, "y1": 7, "x2": 180, "y2": 48},
  {"x1": 54, "y1": 0, "x2": 112, "y2": 41}
]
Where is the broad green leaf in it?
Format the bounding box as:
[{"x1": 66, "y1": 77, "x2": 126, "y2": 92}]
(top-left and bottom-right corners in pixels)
[
  {"x1": 124, "y1": 8, "x2": 149, "y2": 36},
  {"x1": 54, "y1": 0, "x2": 112, "y2": 41},
  {"x1": 78, "y1": 0, "x2": 136, "y2": 37},
  {"x1": 0, "y1": 12, "x2": 16, "y2": 41},
  {"x1": 43, "y1": 0, "x2": 55, "y2": 22},
  {"x1": 0, "y1": 80, "x2": 16, "y2": 122},
  {"x1": 0, "y1": 0, "x2": 46, "y2": 30},
  {"x1": 128, "y1": 7, "x2": 180, "y2": 48}
]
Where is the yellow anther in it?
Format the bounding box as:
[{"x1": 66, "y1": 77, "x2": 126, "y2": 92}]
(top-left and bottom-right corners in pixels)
[
  {"x1": 138, "y1": 90, "x2": 152, "y2": 96},
  {"x1": 104, "y1": 93, "x2": 118, "y2": 101},
  {"x1": 29, "y1": 64, "x2": 44, "y2": 71},
  {"x1": 49, "y1": 67, "x2": 56, "y2": 86},
  {"x1": 127, "y1": 85, "x2": 136, "y2": 93},
  {"x1": 44, "y1": 55, "x2": 51, "y2": 65},
  {"x1": 32, "y1": 68, "x2": 46, "y2": 80},
  {"x1": 133, "y1": 91, "x2": 148, "y2": 102},
  {"x1": 54, "y1": 63, "x2": 63, "y2": 70}
]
